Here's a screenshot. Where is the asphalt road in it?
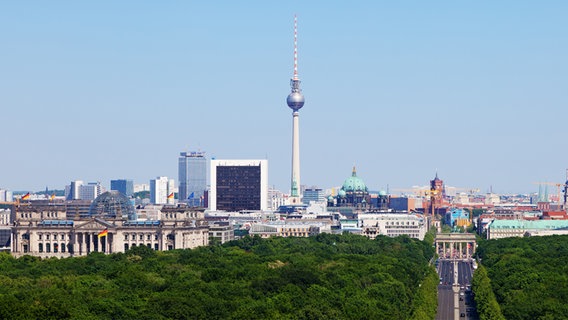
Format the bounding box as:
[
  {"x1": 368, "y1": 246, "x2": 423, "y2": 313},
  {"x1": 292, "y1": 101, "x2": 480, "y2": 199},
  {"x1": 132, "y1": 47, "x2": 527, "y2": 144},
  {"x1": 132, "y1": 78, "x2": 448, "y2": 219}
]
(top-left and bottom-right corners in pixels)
[{"x1": 436, "y1": 260, "x2": 479, "y2": 320}]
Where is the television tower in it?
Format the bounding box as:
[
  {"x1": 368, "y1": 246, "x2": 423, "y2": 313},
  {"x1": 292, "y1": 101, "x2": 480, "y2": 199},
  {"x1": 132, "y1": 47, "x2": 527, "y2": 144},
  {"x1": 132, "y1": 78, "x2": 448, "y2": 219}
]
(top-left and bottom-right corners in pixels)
[{"x1": 286, "y1": 14, "x2": 305, "y2": 204}]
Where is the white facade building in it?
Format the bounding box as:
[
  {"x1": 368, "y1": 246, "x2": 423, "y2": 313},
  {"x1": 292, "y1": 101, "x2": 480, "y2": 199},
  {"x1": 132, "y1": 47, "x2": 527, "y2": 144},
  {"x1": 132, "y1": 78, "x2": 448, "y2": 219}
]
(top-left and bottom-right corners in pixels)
[
  {"x1": 0, "y1": 189, "x2": 13, "y2": 202},
  {"x1": 150, "y1": 177, "x2": 175, "y2": 205},
  {"x1": 78, "y1": 182, "x2": 104, "y2": 201},
  {"x1": 249, "y1": 220, "x2": 332, "y2": 238},
  {"x1": 0, "y1": 209, "x2": 10, "y2": 226},
  {"x1": 65, "y1": 180, "x2": 83, "y2": 200},
  {"x1": 134, "y1": 184, "x2": 150, "y2": 193},
  {"x1": 358, "y1": 212, "x2": 427, "y2": 240},
  {"x1": 65, "y1": 181, "x2": 104, "y2": 201}
]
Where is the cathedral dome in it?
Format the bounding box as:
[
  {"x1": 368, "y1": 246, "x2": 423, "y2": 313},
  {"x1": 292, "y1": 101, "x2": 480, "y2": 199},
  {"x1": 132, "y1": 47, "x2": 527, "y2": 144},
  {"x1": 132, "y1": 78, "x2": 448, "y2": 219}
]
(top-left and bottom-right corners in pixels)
[
  {"x1": 341, "y1": 167, "x2": 368, "y2": 192},
  {"x1": 88, "y1": 191, "x2": 137, "y2": 220}
]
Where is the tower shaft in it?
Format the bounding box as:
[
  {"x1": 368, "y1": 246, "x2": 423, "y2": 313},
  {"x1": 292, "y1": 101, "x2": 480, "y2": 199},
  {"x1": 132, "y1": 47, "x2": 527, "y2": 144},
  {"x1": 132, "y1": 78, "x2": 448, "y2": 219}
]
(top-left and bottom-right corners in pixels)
[{"x1": 291, "y1": 111, "x2": 301, "y2": 199}]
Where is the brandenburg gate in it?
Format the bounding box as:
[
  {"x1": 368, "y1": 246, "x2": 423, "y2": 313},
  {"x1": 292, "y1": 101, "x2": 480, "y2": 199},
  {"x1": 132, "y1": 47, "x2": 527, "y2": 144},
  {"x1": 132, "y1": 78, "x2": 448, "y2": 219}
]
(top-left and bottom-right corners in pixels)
[{"x1": 435, "y1": 233, "x2": 476, "y2": 260}]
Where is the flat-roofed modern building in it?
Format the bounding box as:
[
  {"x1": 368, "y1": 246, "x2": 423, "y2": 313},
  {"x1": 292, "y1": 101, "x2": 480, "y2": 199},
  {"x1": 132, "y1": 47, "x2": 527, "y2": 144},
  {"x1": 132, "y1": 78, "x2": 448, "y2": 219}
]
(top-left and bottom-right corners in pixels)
[
  {"x1": 249, "y1": 219, "x2": 332, "y2": 238},
  {"x1": 0, "y1": 189, "x2": 13, "y2": 202},
  {"x1": 178, "y1": 151, "x2": 208, "y2": 206},
  {"x1": 110, "y1": 179, "x2": 134, "y2": 197},
  {"x1": 303, "y1": 188, "x2": 325, "y2": 204},
  {"x1": 358, "y1": 212, "x2": 427, "y2": 240},
  {"x1": 209, "y1": 159, "x2": 268, "y2": 211},
  {"x1": 150, "y1": 176, "x2": 175, "y2": 205}
]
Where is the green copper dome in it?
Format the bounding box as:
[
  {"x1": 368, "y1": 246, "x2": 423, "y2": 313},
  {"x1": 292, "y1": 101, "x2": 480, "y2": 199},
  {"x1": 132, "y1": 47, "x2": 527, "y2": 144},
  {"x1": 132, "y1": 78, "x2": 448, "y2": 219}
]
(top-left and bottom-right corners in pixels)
[{"x1": 341, "y1": 167, "x2": 368, "y2": 192}]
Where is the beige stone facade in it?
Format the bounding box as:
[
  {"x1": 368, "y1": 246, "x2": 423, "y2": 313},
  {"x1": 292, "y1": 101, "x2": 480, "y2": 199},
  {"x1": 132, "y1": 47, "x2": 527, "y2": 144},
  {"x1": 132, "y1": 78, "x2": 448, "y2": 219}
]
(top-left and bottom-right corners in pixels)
[{"x1": 11, "y1": 203, "x2": 209, "y2": 258}]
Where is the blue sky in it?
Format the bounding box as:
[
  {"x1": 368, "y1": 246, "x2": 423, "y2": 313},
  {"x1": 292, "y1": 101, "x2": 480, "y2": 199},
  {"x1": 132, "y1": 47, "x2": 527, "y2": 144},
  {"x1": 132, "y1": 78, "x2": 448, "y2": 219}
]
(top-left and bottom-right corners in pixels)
[{"x1": 1, "y1": 1, "x2": 567, "y2": 194}]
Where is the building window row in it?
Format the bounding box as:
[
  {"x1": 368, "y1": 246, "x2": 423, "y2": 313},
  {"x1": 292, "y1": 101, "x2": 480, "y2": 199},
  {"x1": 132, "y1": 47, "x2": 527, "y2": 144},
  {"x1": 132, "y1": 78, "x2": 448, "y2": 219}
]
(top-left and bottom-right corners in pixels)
[
  {"x1": 123, "y1": 233, "x2": 159, "y2": 241},
  {"x1": 383, "y1": 221, "x2": 416, "y2": 226},
  {"x1": 38, "y1": 233, "x2": 66, "y2": 241},
  {"x1": 38, "y1": 242, "x2": 68, "y2": 253}
]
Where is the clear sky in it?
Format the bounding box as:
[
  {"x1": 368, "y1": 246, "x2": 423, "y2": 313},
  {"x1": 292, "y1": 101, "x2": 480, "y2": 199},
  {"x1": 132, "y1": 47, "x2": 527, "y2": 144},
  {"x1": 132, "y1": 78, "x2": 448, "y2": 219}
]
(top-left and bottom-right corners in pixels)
[{"x1": 1, "y1": 1, "x2": 567, "y2": 194}]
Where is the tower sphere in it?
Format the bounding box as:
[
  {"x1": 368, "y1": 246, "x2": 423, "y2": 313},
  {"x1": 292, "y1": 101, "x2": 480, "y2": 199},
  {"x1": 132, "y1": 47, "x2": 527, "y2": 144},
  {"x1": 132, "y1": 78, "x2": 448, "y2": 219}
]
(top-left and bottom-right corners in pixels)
[{"x1": 287, "y1": 92, "x2": 305, "y2": 111}]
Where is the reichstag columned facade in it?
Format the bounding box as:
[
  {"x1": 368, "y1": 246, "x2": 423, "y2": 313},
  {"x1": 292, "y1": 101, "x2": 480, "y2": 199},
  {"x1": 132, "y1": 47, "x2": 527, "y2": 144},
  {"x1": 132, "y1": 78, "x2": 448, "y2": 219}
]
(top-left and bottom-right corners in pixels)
[{"x1": 11, "y1": 191, "x2": 209, "y2": 258}]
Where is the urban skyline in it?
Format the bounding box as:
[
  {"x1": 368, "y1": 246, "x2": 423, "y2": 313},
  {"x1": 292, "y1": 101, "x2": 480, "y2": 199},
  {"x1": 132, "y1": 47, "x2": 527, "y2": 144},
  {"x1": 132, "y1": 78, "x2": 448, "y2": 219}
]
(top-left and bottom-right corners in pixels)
[{"x1": 1, "y1": 2, "x2": 567, "y2": 194}]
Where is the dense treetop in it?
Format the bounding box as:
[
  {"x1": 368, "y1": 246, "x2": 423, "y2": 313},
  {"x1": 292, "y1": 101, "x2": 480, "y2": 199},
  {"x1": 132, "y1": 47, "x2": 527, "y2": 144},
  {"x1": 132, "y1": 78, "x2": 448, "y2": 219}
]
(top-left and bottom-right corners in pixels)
[
  {"x1": 0, "y1": 233, "x2": 436, "y2": 319},
  {"x1": 476, "y1": 235, "x2": 568, "y2": 320}
]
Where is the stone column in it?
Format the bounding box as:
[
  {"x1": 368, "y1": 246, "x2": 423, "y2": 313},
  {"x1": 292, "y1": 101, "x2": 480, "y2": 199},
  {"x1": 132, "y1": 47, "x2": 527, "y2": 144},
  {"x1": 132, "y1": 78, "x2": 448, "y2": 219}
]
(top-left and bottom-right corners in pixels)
[{"x1": 77, "y1": 233, "x2": 81, "y2": 256}]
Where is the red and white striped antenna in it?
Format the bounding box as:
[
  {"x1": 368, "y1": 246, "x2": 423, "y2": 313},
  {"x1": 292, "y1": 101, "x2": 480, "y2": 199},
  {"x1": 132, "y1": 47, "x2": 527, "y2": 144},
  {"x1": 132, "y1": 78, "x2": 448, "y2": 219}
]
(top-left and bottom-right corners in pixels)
[{"x1": 293, "y1": 14, "x2": 298, "y2": 80}]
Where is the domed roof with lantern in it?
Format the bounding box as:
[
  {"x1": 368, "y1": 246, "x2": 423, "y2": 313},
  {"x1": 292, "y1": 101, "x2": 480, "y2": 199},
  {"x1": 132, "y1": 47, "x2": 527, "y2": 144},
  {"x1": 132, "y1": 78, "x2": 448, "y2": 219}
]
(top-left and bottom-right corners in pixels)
[{"x1": 341, "y1": 166, "x2": 368, "y2": 193}]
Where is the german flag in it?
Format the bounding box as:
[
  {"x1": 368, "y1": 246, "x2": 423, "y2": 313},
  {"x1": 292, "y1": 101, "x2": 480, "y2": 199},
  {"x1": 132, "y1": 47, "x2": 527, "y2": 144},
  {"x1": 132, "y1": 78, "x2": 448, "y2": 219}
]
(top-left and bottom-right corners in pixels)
[
  {"x1": 21, "y1": 193, "x2": 30, "y2": 200},
  {"x1": 98, "y1": 229, "x2": 108, "y2": 238},
  {"x1": 167, "y1": 193, "x2": 174, "y2": 199}
]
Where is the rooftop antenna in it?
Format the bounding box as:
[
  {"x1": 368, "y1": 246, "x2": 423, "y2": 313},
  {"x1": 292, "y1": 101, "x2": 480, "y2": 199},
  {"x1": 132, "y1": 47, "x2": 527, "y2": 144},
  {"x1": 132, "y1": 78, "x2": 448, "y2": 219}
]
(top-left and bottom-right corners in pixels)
[{"x1": 293, "y1": 14, "x2": 298, "y2": 81}]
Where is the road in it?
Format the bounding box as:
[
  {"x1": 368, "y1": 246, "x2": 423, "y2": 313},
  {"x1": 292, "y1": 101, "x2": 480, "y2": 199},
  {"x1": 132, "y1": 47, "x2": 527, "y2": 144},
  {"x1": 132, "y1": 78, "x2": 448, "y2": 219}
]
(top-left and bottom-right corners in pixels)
[{"x1": 436, "y1": 259, "x2": 479, "y2": 320}]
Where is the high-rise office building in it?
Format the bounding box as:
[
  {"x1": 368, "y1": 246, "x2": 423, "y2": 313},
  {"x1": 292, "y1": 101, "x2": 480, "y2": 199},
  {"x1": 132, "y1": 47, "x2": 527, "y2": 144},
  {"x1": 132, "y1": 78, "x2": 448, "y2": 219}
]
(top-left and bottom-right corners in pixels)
[
  {"x1": 209, "y1": 160, "x2": 268, "y2": 211},
  {"x1": 178, "y1": 151, "x2": 207, "y2": 206},
  {"x1": 286, "y1": 15, "x2": 305, "y2": 205},
  {"x1": 65, "y1": 180, "x2": 83, "y2": 200},
  {"x1": 303, "y1": 188, "x2": 325, "y2": 204},
  {"x1": 79, "y1": 182, "x2": 104, "y2": 201},
  {"x1": 0, "y1": 189, "x2": 13, "y2": 202},
  {"x1": 150, "y1": 176, "x2": 175, "y2": 205},
  {"x1": 65, "y1": 181, "x2": 103, "y2": 201},
  {"x1": 110, "y1": 179, "x2": 134, "y2": 197}
]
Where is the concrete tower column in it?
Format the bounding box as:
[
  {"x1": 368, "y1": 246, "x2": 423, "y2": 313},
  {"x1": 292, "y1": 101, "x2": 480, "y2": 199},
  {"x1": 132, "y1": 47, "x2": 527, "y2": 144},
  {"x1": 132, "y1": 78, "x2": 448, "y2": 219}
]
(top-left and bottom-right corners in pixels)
[{"x1": 291, "y1": 111, "x2": 300, "y2": 199}]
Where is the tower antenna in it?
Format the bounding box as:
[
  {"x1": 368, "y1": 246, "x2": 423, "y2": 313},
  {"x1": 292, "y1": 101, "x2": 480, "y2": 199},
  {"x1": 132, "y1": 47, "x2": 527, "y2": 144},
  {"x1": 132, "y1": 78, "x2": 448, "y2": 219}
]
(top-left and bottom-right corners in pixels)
[{"x1": 293, "y1": 14, "x2": 298, "y2": 80}]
